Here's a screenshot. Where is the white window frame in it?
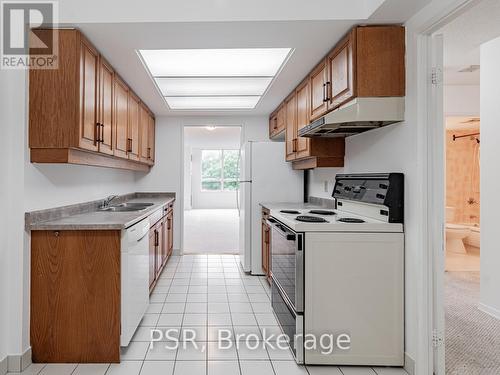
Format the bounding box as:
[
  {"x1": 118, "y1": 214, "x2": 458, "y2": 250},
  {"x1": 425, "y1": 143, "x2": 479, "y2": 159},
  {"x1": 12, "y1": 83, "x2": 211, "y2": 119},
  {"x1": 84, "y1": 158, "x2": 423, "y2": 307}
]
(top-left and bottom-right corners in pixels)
[{"x1": 201, "y1": 149, "x2": 239, "y2": 192}]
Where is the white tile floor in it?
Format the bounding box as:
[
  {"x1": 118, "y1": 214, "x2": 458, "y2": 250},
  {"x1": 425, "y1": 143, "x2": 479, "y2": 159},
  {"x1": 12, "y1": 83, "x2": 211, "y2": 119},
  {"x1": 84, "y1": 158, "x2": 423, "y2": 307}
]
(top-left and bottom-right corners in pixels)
[
  {"x1": 13, "y1": 255, "x2": 408, "y2": 375},
  {"x1": 183, "y1": 210, "x2": 239, "y2": 254}
]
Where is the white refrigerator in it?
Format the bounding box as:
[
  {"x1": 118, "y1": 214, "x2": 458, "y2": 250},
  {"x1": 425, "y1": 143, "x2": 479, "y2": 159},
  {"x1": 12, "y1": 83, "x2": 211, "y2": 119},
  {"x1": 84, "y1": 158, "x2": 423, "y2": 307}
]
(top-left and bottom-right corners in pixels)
[{"x1": 238, "y1": 141, "x2": 303, "y2": 274}]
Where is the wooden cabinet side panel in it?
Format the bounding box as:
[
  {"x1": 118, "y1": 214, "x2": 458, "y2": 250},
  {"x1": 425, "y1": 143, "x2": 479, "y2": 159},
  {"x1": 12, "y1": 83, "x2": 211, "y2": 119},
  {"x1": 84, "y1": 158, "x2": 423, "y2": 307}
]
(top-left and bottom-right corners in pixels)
[
  {"x1": 30, "y1": 230, "x2": 120, "y2": 363},
  {"x1": 148, "y1": 114, "x2": 155, "y2": 164},
  {"x1": 29, "y1": 30, "x2": 79, "y2": 148},
  {"x1": 356, "y1": 26, "x2": 406, "y2": 97}
]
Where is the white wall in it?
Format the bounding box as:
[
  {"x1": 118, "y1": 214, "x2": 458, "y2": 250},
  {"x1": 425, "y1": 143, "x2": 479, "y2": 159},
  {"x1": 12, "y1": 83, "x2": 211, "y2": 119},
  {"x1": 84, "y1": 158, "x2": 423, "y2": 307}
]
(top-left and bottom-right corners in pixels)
[
  {"x1": 137, "y1": 116, "x2": 270, "y2": 251},
  {"x1": 480, "y1": 36, "x2": 500, "y2": 318},
  {"x1": 444, "y1": 84, "x2": 480, "y2": 116},
  {"x1": 184, "y1": 127, "x2": 241, "y2": 209}
]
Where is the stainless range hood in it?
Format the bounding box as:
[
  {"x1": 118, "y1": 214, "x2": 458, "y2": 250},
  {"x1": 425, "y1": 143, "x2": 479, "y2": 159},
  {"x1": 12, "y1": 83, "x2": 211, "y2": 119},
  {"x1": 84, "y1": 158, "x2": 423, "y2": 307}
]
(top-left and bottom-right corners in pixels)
[{"x1": 298, "y1": 97, "x2": 405, "y2": 138}]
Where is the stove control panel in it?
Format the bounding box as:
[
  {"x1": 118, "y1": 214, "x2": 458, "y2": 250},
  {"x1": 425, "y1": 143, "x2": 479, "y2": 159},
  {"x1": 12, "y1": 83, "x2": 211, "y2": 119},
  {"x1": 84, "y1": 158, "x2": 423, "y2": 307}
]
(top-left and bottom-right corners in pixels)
[{"x1": 333, "y1": 173, "x2": 404, "y2": 223}]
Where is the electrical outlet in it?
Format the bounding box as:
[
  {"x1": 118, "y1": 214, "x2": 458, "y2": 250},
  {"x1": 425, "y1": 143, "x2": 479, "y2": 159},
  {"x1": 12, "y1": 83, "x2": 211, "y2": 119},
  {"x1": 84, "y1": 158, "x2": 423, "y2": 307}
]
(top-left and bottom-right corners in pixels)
[{"x1": 324, "y1": 181, "x2": 328, "y2": 192}]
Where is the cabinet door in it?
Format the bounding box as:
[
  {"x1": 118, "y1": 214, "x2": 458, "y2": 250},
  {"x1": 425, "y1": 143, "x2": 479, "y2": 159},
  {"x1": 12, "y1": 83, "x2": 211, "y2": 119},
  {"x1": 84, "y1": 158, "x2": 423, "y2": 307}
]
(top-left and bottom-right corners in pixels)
[
  {"x1": 98, "y1": 57, "x2": 114, "y2": 155},
  {"x1": 285, "y1": 95, "x2": 296, "y2": 161},
  {"x1": 161, "y1": 216, "x2": 168, "y2": 266},
  {"x1": 296, "y1": 79, "x2": 311, "y2": 158},
  {"x1": 269, "y1": 113, "x2": 278, "y2": 138},
  {"x1": 79, "y1": 37, "x2": 99, "y2": 152},
  {"x1": 139, "y1": 104, "x2": 149, "y2": 163},
  {"x1": 113, "y1": 77, "x2": 129, "y2": 158},
  {"x1": 167, "y1": 210, "x2": 173, "y2": 256},
  {"x1": 309, "y1": 59, "x2": 328, "y2": 121},
  {"x1": 149, "y1": 229, "x2": 156, "y2": 289},
  {"x1": 127, "y1": 92, "x2": 140, "y2": 161},
  {"x1": 327, "y1": 35, "x2": 354, "y2": 110},
  {"x1": 155, "y1": 222, "x2": 163, "y2": 274},
  {"x1": 148, "y1": 113, "x2": 155, "y2": 164}
]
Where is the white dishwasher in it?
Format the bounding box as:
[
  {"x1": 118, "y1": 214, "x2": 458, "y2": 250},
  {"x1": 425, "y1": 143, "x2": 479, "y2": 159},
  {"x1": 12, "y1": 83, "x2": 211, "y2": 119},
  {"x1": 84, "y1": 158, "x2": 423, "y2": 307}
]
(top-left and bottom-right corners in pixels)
[{"x1": 121, "y1": 218, "x2": 150, "y2": 346}]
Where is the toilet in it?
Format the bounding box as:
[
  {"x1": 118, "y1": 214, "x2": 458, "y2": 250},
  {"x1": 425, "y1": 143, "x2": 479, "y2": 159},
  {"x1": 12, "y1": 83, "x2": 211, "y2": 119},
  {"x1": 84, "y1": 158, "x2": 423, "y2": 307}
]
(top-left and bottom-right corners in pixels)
[{"x1": 446, "y1": 207, "x2": 471, "y2": 254}]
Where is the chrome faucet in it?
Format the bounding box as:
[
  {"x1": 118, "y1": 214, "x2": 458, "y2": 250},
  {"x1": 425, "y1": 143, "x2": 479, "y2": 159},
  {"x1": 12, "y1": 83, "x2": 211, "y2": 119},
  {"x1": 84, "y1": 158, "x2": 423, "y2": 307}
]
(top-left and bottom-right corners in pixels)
[{"x1": 101, "y1": 195, "x2": 119, "y2": 208}]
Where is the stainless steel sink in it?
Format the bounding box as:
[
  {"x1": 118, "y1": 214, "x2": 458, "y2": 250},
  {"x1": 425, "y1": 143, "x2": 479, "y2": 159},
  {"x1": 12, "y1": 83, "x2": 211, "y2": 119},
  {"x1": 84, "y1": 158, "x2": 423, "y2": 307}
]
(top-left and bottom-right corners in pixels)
[
  {"x1": 118, "y1": 202, "x2": 154, "y2": 208},
  {"x1": 98, "y1": 202, "x2": 154, "y2": 212}
]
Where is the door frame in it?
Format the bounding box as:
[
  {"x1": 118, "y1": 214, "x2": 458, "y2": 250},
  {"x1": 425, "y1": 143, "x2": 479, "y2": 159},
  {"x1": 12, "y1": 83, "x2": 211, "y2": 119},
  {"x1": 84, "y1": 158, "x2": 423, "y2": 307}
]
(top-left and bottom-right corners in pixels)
[
  {"x1": 179, "y1": 123, "x2": 243, "y2": 255},
  {"x1": 411, "y1": 0, "x2": 480, "y2": 374}
]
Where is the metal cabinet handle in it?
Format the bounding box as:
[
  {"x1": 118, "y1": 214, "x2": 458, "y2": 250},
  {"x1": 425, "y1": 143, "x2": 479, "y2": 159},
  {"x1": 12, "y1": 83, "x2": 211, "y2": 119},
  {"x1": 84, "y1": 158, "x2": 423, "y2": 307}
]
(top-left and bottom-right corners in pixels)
[
  {"x1": 127, "y1": 138, "x2": 133, "y2": 152},
  {"x1": 154, "y1": 230, "x2": 159, "y2": 246},
  {"x1": 325, "y1": 81, "x2": 331, "y2": 102},
  {"x1": 100, "y1": 124, "x2": 104, "y2": 143},
  {"x1": 95, "y1": 123, "x2": 101, "y2": 143}
]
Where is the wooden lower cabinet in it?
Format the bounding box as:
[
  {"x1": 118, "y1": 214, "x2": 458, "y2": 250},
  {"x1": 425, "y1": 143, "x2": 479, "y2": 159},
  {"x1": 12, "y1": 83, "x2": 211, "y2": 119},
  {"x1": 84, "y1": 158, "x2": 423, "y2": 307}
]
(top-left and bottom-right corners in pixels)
[
  {"x1": 31, "y1": 230, "x2": 121, "y2": 363},
  {"x1": 149, "y1": 204, "x2": 174, "y2": 293}
]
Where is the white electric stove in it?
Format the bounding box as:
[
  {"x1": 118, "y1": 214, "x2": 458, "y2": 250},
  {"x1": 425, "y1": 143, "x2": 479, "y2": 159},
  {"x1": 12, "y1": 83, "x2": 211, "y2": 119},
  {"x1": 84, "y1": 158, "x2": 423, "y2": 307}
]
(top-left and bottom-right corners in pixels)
[{"x1": 269, "y1": 173, "x2": 405, "y2": 366}]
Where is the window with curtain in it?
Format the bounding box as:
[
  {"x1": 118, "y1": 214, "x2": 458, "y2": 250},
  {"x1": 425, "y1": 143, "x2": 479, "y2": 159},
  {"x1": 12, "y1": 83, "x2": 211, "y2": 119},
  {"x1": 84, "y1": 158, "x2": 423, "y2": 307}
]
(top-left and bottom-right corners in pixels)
[{"x1": 201, "y1": 149, "x2": 240, "y2": 191}]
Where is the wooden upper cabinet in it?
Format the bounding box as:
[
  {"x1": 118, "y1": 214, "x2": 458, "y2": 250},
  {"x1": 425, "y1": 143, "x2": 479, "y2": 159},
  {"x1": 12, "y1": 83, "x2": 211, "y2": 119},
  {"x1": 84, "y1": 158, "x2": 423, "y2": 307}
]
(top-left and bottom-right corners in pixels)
[
  {"x1": 295, "y1": 79, "x2": 311, "y2": 158},
  {"x1": 139, "y1": 104, "x2": 149, "y2": 163},
  {"x1": 309, "y1": 59, "x2": 328, "y2": 122},
  {"x1": 113, "y1": 76, "x2": 129, "y2": 159},
  {"x1": 29, "y1": 29, "x2": 155, "y2": 172},
  {"x1": 285, "y1": 94, "x2": 297, "y2": 161},
  {"x1": 269, "y1": 104, "x2": 286, "y2": 139},
  {"x1": 98, "y1": 57, "x2": 114, "y2": 155},
  {"x1": 127, "y1": 92, "x2": 140, "y2": 161},
  {"x1": 355, "y1": 25, "x2": 405, "y2": 97},
  {"x1": 327, "y1": 32, "x2": 355, "y2": 110},
  {"x1": 79, "y1": 36, "x2": 99, "y2": 152}
]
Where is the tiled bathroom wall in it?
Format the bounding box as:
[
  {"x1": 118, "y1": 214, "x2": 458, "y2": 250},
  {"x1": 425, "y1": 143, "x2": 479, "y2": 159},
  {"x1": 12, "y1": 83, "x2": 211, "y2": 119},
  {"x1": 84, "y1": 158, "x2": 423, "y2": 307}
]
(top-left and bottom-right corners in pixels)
[{"x1": 446, "y1": 125, "x2": 480, "y2": 224}]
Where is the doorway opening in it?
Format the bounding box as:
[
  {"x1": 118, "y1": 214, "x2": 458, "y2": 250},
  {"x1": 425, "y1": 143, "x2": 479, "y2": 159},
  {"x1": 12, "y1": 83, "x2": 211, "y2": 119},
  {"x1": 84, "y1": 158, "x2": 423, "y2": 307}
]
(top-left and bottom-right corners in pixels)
[
  {"x1": 183, "y1": 126, "x2": 242, "y2": 254},
  {"x1": 432, "y1": 1, "x2": 500, "y2": 373}
]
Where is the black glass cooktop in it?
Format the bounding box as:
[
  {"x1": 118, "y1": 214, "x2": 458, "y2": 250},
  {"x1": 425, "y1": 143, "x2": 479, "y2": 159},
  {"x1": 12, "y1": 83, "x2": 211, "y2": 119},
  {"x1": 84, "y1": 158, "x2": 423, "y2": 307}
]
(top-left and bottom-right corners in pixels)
[
  {"x1": 296, "y1": 215, "x2": 328, "y2": 223},
  {"x1": 309, "y1": 210, "x2": 336, "y2": 215},
  {"x1": 337, "y1": 217, "x2": 365, "y2": 223}
]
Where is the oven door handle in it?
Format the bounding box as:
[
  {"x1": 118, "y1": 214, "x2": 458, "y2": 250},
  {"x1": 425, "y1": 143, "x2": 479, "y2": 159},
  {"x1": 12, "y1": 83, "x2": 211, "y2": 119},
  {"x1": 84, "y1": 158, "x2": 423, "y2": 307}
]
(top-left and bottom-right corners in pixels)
[{"x1": 274, "y1": 223, "x2": 296, "y2": 241}]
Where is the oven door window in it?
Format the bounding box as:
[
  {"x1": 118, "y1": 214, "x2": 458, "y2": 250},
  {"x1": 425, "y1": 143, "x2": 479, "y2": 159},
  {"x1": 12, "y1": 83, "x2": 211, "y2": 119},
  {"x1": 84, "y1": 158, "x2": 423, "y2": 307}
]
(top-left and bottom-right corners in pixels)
[{"x1": 271, "y1": 224, "x2": 297, "y2": 305}]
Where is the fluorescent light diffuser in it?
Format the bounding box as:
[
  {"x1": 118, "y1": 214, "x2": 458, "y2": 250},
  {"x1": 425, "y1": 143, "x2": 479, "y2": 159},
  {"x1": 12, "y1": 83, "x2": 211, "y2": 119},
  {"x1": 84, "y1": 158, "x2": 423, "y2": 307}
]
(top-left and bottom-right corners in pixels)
[
  {"x1": 156, "y1": 77, "x2": 273, "y2": 96},
  {"x1": 139, "y1": 48, "x2": 291, "y2": 77},
  {"x1": 165, "y1": 96, "x2": 260, "y2": 109}
]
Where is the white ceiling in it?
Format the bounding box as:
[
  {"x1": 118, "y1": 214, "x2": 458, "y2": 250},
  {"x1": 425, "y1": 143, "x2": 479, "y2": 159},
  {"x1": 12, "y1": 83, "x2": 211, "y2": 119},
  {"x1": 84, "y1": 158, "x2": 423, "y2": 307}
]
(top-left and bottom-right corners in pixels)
[
  {"x1": 440, "y1": 0, "x2": 500, "y2": 85},
  {"x1": 184, "y1": 126, "x2": 241, "y2": 149},
  {"x1": 59, "y1": 0, "x2": 432, "y2": 116}
]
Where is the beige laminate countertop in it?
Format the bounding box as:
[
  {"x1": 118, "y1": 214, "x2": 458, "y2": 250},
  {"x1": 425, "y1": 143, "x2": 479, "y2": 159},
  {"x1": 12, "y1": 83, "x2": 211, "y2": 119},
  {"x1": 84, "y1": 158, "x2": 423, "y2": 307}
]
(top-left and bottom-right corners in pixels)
[{"x1": 27, "y1": 193, "x2": 175, "y2": 231}]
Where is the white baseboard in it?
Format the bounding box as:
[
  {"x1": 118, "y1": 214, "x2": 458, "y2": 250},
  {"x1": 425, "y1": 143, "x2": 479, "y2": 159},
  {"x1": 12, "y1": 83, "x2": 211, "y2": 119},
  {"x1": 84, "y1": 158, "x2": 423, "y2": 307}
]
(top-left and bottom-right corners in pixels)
[
  {"x1": 478, "y1": 303, "x2": 500, "y2": 320},
  {"x1": 6, "y1": 347, "x2": 32, "y2": 373},
  {"x1": 404, "y1": 352, "x2": 416, "y2": 375},
  {"x1": 0, "y1": 356, "x2": 7, "y2": 375}
]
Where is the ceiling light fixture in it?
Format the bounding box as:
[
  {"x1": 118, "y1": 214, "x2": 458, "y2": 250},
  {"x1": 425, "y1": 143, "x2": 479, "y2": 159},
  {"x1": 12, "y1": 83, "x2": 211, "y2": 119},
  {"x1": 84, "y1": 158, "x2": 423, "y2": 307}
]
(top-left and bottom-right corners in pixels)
[
  {"x1": 138, "y1": 48, "x2": 292, "y2": 110},
  {"x1": 206, "y1": 126, "x2": 217, "y2": 131}
]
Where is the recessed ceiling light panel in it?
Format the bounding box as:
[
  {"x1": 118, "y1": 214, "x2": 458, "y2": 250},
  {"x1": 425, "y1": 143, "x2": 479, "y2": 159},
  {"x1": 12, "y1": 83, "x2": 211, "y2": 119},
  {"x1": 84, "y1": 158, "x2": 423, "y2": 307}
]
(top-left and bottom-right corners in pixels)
[
  {"x1": 165, "y1": 96, "x2": 260, "y2": 110},
  {"x1": 138, "y1": 48, "x2": 292, "y2": 110},
  {"x1": 139, "y1": 48, "x2": 291, "y2": 77},
  {"x1": 156, "y1": 77, "x2": 273, "y2": 96}
]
